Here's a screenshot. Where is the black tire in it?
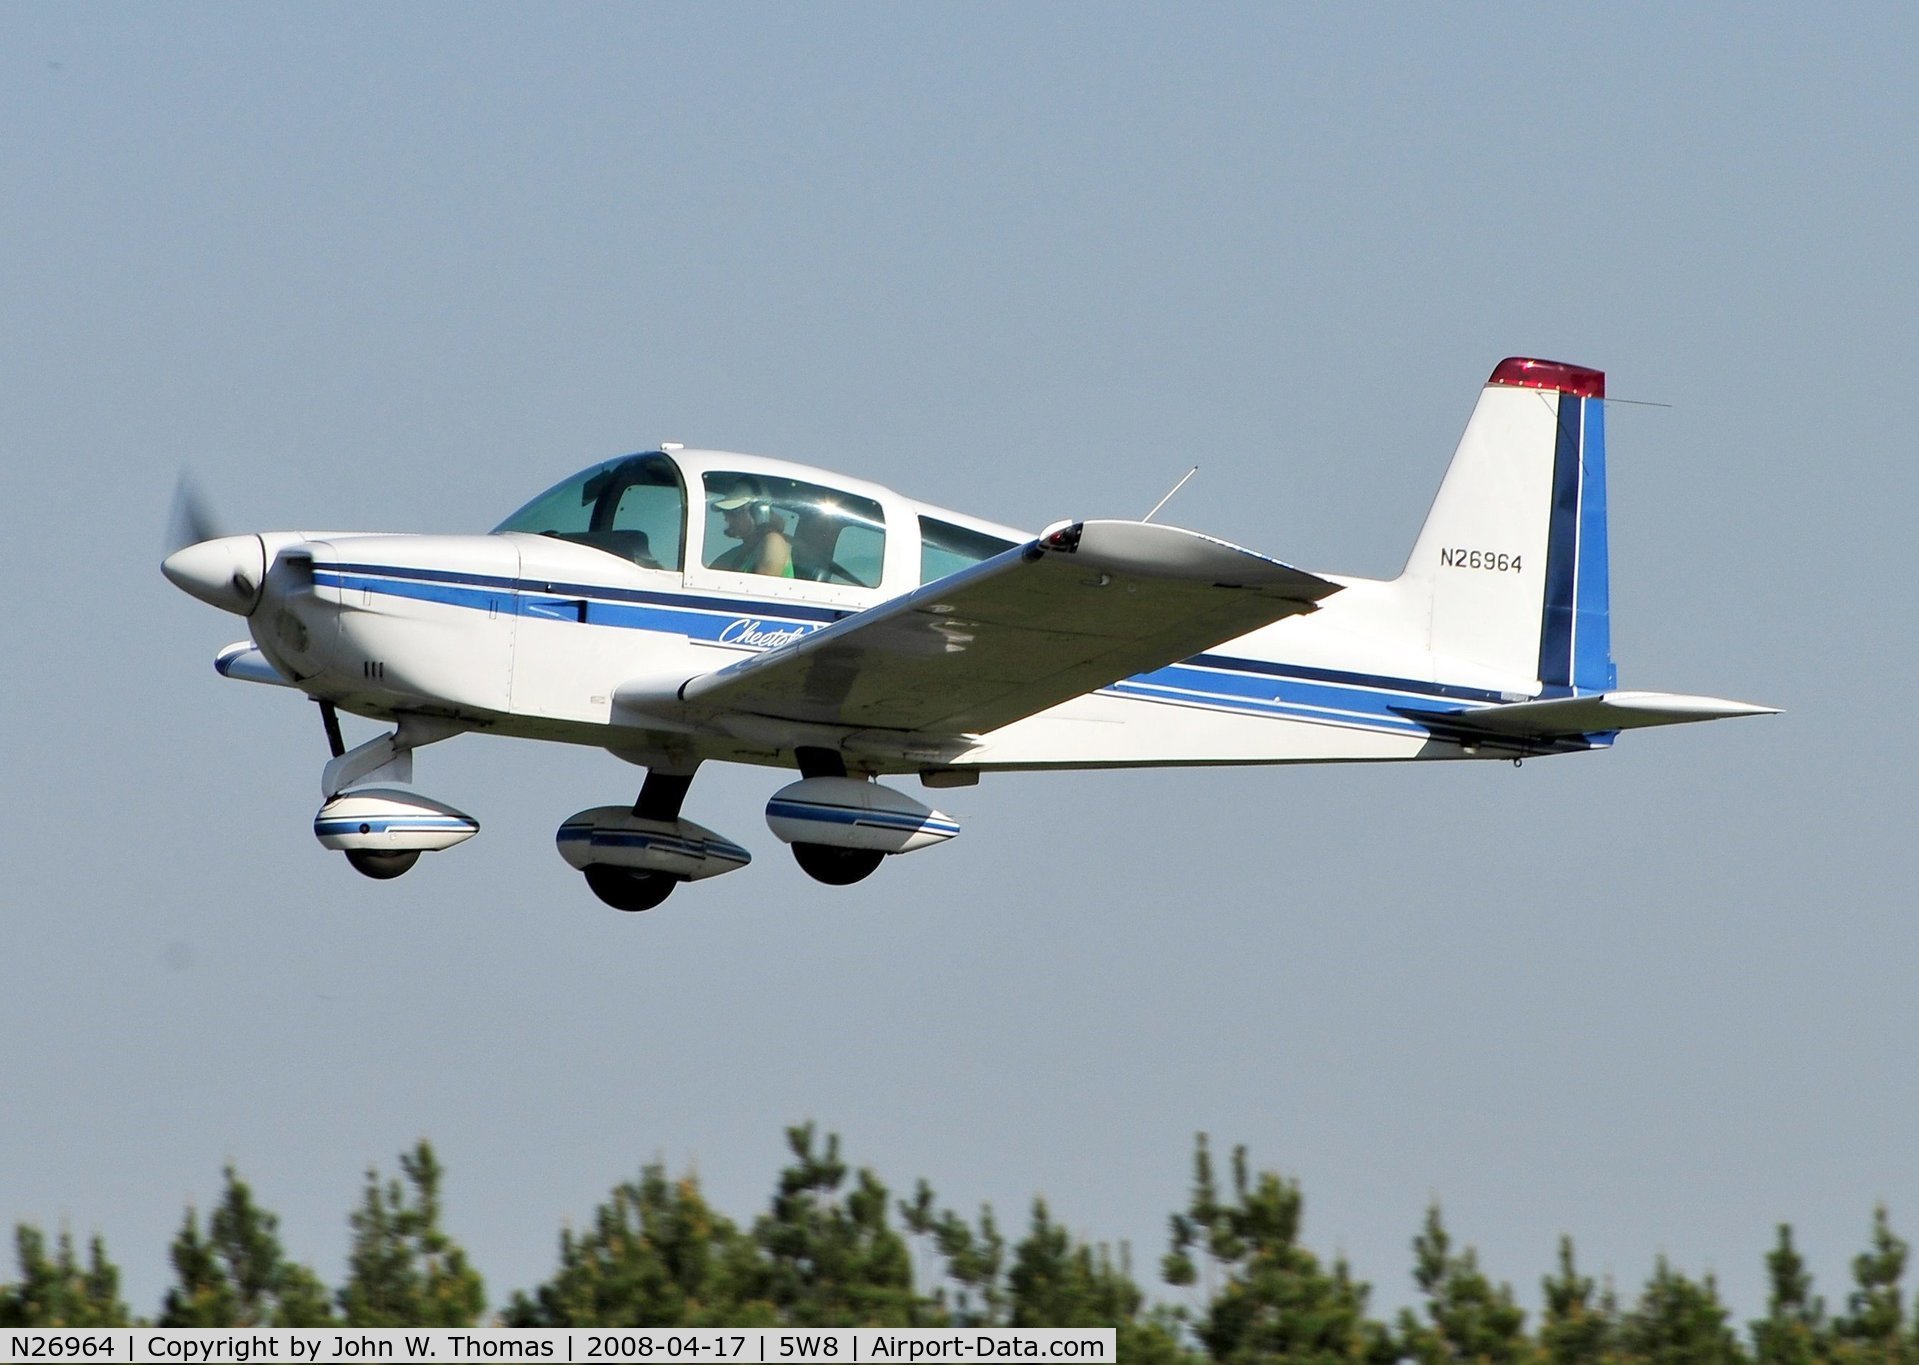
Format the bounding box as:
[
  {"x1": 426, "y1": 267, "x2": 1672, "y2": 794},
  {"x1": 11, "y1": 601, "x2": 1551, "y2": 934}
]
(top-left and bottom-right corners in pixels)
[
  {"x1": 346, "y1": 849, "x2": 421, "y2": 880},
  {"x1": 791, "y1": 843, "x2": 885, "y2": 886},
  {"x1": 583, "y1": 864, "x2": 679, "y2": 912}
]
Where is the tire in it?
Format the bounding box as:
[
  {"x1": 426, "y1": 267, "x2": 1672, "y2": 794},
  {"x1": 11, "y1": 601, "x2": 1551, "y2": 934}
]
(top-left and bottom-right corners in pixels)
[
  {"x1": 791, "y1": 843, "x2": 885, "y2": 886},
  {"x1": 583, "y1": 864, "x2": 679, "y2": 912},
  {"x1": 345, "y1": 849, "x2": 421, "y2": 880}
]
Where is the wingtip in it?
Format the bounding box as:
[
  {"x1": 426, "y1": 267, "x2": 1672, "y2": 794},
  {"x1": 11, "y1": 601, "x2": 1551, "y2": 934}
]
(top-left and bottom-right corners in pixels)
[{"x1": 1607, "y1": 691, "x2": 1780, "y2": 720}]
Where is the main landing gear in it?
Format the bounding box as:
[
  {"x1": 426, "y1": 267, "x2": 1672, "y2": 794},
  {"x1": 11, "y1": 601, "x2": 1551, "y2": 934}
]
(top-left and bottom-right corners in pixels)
[
  {"x1": 766, "y1": 748, "x2": 957, "y2": 887},
  {"x1": 582, "y1": 864, "x2": 679, "y2": 913},
  {"x1": 557, "y1": 769, "x2": 753, "y2": 913},
  {"x1": 781, "y1": 748, "x2": 884, "y2": 885},
  {"x1": 581, "y1": 771, "x2": 695, "y2": 913},
  {"x1": 558, "y1": 749, "x2": 964, "y2": 911},
  {"x1": 789, "y1": 843, "x2": 885, "y2": 886}
]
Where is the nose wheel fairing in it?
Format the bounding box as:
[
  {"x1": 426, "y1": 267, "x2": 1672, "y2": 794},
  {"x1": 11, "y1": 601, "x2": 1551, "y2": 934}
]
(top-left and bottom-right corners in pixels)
[{"x1": 311, "y1": 712, "x2": 478, "y2": 881}]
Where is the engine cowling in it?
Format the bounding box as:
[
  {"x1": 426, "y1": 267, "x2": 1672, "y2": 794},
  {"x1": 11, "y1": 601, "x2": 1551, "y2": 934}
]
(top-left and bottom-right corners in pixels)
[
  {"x1": 556, "y1": 807, "x2": 752, "y2": 881},
  {"x1": 314, "y1": 787, "x2": 479, "y2": 853},
  {"x1": 764, "y1": 776, "x2": 959, "y2": 854}
]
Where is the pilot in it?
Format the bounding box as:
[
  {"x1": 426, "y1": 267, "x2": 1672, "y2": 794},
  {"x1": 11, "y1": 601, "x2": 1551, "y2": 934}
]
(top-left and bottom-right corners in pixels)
[{"x1": 709, "y1": 479, "x2": 794, "y2": 578}]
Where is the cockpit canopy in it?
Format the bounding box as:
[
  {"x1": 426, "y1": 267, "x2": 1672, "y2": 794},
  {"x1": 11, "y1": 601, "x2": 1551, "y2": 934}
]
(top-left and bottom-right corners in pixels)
[{"x1": 495, "y1": 450, "x2": 1020, "y2": 589}]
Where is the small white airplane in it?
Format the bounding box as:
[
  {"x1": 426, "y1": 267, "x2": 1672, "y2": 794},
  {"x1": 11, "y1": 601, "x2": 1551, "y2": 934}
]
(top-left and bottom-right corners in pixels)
[{"x1": 163, "y1": 357, "x2": 1774, "y2": 911}]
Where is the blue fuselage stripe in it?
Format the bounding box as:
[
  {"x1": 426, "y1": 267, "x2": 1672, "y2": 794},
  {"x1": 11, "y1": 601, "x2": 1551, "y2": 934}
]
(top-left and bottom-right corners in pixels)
[
  {"x1": 321, "y1": 562, "x2": 845, "y2": 623},
  {"x1": 311, "y1": 562, "x2": 1582, "y2": 745},
  {"x1": 314, "y1": 568, "x2": 831, "y2": 649}
]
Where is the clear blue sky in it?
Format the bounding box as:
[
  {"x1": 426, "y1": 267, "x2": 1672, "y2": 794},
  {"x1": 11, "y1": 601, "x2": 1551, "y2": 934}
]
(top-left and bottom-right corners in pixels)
[{"x1": 5, "y1": 1, "x2": 1915, "y2": 1326}]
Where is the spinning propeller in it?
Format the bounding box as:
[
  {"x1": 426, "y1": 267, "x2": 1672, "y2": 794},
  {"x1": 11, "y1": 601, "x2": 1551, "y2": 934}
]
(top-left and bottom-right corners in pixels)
[
  {"x1": 166, "y1": 471, "x2": 224, "y2": 557},
  {"x1": 161, "y1": 471, "x2": 267, "y2": 615}
]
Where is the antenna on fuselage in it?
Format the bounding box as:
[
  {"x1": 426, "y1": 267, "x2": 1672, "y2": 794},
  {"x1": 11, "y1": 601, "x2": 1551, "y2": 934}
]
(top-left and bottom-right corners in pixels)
[{"x1": 1142, "y1": 466, "x2": 1198, "y2": 524}]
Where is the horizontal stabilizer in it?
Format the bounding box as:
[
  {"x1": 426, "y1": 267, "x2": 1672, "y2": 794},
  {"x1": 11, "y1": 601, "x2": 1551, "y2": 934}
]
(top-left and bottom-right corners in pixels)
[{"x1": 1406, "y1": 690, "x2": 1779, "y2": 739}]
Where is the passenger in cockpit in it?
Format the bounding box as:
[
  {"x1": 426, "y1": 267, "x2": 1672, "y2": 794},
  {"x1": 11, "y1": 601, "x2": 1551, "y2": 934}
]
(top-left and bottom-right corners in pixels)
[{"x1": 709, "y1": 479, "x2": 794, "y2": 578}]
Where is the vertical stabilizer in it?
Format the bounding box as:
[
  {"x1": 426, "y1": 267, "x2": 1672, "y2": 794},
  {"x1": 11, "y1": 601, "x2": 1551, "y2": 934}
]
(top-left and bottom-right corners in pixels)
[{"x1": 1400, "y1": 358, "x2": 1615, "y2": 695}]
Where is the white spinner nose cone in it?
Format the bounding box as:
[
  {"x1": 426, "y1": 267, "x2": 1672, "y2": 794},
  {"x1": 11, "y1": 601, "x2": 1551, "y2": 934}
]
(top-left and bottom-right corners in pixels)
[{"x1": 162, "y1": 534, "x2": 267, "y2": 615}]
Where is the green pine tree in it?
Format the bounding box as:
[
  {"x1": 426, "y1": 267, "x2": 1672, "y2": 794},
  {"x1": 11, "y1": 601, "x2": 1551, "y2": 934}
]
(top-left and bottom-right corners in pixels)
[
  {"x1": 1751, "y1": 1225, "x2": 1823, "y2": 1365},
  {"x1": 899, "y1": 1181, "x2": 1004, "y2": 1326},
  {"x1": 899, "y1": 1180, "x2": 1190, "y2": 1357},
  {"x1": 1397, "y1": 1204, "x2": 1531, "y2": 1365},
  {"x1": 1621, "y1": 1257, "x2": 1747, "y2": 1365},
  {"x1": 158, "y1": 1166, "x2": 334, "y2": 1327},
  {"x1": 1831, "y1": 1207, "x2": 1912, "y2": 1365},
  {"x1": 158, "y1": 1207, "x2": 235, "y2": 1326},
  {"x1": 1541, "y1": 1236, "x2": 1619, "y2": 1365},
  {"x1": 505, "y1": 1162, "x2": 772, "y2": 1326},
  {"x1": 1007, "y1": 1199, "x2": 1193, "y2": 1363},
  {"x1": 0, "y1": 1226, "x2": 129, "y2": 1327},
  {"x1": 753, "y1": 1123, "x2": 919, "y2": 1326},
  {"x1": 1163, "y1": 1135, "x2": 1393, "y2": 1365},
  {"x1": 338, "y1": 1141, "x2": 486, "y2": 1327}
]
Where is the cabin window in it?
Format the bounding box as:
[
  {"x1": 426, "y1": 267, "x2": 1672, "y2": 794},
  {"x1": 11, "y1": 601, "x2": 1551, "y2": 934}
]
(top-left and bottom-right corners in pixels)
[
  {"x1": 701, "y1": 473, "x2": 886, "y2": 587},
  {"x1": 493, "y1": 453, "x2": 686, "y2": 571},
  {"x1": 919, "y1": 517, "x2": 1016, "y2": 584}
]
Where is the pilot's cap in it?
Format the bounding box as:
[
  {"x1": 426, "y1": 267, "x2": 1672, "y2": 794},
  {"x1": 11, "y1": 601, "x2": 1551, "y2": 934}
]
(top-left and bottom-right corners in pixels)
[{"x1": 710, "y1": 478, "x2": 766, "y2": 511}]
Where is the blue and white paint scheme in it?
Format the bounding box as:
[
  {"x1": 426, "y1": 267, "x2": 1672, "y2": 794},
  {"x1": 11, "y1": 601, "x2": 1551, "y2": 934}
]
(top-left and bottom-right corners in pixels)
[
  {"x1": 311, "y1": 787, "x2": 479, "y2": 882},
  {"x1": 556, "y1": 808, "x2": 752, "y2": 880},
  {"x1": 162, "y1": 357, "x2": 1775, "y2": 911},
  {"x1": 766, "y1": 777, "x2": 960, "y2": 855}
]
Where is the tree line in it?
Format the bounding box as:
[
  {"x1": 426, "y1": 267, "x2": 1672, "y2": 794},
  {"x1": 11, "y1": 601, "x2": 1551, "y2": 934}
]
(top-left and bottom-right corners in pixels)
[{"x1": 4, "y1": 1124, "x2": 1915, "y2": 1365}]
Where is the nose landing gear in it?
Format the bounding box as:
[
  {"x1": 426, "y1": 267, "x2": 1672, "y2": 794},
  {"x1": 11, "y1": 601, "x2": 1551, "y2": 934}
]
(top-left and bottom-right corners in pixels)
[
  {"x1": 315, "y1": 787, "x2": 479, "y2": 877},
  {"x1": 312, "y1": 705, "x2": 477, "y2": 880},
  {"x1": 345, "y1": 849, "x2": 422, "y2": 880}
]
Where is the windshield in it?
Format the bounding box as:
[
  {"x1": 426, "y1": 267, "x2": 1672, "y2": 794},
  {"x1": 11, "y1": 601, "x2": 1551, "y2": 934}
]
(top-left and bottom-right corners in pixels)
[{"x1": 493, "y1": 453, "x2": 686, "y2": 571}]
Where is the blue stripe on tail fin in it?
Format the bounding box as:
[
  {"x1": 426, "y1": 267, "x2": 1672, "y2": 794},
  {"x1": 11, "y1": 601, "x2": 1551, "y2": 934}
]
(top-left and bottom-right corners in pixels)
[
  {"x1": 1537, "y1": 394, "x2": 1615, "y2": 695},
  {"x1": 1537, "y1": 398, "x2": 1581, "y2": 692},
  {"x1": 1573, "y1": 397, "x2": 1614, "y2": 692}
]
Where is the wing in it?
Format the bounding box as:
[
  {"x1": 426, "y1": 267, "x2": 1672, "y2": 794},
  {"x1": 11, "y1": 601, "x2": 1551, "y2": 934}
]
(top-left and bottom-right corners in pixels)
[{"x1": 648, "y1": 520, "x2": 1339, "y2": 738}]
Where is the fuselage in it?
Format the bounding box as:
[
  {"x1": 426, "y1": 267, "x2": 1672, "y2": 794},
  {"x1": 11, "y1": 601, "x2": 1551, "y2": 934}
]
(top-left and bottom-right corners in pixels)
[{"x1": 233, "y1": 446, "x2": 1544, "y2": 778}]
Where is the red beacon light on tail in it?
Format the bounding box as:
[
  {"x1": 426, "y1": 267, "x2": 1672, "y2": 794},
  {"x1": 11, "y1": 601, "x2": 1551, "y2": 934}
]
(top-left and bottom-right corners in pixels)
[{"x1": 1489, "y1": 356, "x2": 1605, "y2": 399}]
